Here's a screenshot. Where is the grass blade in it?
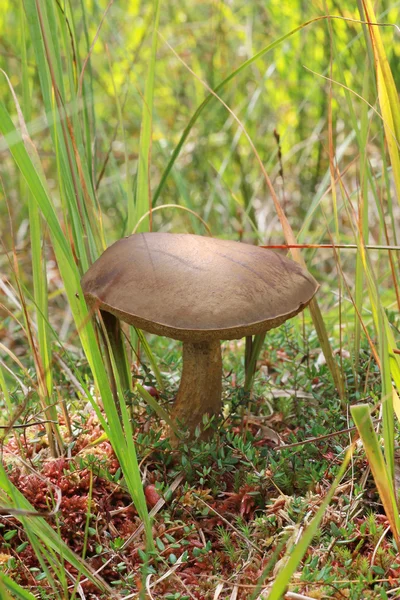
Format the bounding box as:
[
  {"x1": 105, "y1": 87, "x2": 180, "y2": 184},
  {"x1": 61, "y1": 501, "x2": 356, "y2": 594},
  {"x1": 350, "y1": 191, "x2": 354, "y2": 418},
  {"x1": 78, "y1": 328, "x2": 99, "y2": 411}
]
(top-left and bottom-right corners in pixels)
[
  {"x1": 0, "y1": 90, "x2": 153, "y2": 550},
  {"x1": 351, "y1": 404, "x2": 400, "y2": 545},
  {"x1": 0, "y1": 463, "x2": 113, "y2": 594},
  {"x1": 130, "y1": 0, "x2": 160, "y2": 234},
  {"x1": 264, "y1": 447, "x2": 353, "y2": 599},
  {"x1": 0, "y1": 574, "x2": 36, "y2": 600},
  {"x1": 153, "y1": 16, "x2": 331, "y2": 206},
  {"x1": 362, "y1": 0, "x2": 400, "y2": 206}
]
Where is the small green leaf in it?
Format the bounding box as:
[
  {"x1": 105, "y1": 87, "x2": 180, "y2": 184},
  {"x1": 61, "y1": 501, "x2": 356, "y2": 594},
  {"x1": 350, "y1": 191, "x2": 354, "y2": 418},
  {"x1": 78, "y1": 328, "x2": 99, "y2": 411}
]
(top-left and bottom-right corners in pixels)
[
  {"x1": 16, "y1": 542, "x2": 29, "y2": 552},
  {"x1": 156, "y1": 537, "x2": 165, "y2": 551},
  {"x1": 4, "y1": 530, "x2": 17, "y2": 541},
  {"x1": 169, "y1": 553, "x2": 177, "y2": 564}
]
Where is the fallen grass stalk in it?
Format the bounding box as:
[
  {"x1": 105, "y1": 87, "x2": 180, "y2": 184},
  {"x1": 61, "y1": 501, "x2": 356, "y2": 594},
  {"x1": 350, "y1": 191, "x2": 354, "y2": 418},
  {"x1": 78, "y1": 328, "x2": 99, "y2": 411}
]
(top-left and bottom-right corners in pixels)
[
  {"x1": 262, "y1": 243, "x2": 400, "y2": 251},
  {"x1": 273, "y1": 419, "x2": 381, "y2": 451}
]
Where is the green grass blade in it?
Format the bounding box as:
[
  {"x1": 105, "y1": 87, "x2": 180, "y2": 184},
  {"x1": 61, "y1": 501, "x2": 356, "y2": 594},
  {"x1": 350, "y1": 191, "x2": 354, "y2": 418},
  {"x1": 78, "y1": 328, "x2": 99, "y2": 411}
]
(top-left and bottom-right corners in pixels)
[
  {"x1": 0, "y1": 96, "x2": 153, "y2": 549},
  {"x1": 265, "y1": 446, "x2": 353, "y2": 599},
  {"x1": 101, "y1": 321, "x2": 155, "y2": 551},
  {"x1": 351, "y1": 403, "x2": 400, "y2": 545},
  {"x1": 107, "y1": 47, "x2": 134, "y2": 238},
  {"x1": 0, "y1": 362, "x2": 13, "y2": 414},
  {"x1": 132, "y1": 0, "x2": 160, "y2": 234},
  {"x1": 0, "y1": 574, "x2": 37, "y2": 600},
  {"x1": 136, "y1": 328, "x2": 165, "y2": 391},
  {"x1": 362, "y1": 0, "x2": 400, "y2": 206},
  {"x1": 136, "y1": 382, "x2": 177, "y2": 432},
  {"x1": 153, "y1": 16, "x2": 329, "y2": 206},
  {"x1": 379, "y1": 307, "x2": 394, "y2": 481},
  {"x1": 309, "y1": 298, "x2": 345, "y2": 401},
  {"x1": 244, "y1": 332, "x2": 266, "y2": 392},
  {"x1": 0, "y1": 464, "x2": 112, "y2": 594},
  {"x1": 0, "y1": 100, "x2": 74, "y2": 267},
  {"x1": 20, "y1": 9, "x2": 53, "y2": 410},
  {"x1": 359, "y1": 242, "x2": 400, "y2": 393}
]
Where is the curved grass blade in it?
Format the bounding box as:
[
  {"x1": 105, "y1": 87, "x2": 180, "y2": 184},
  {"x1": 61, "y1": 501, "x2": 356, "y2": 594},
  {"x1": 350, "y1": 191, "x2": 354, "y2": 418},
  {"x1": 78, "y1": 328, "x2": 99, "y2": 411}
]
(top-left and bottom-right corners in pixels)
[
  {"x1": 351, "y1": 404, "x2": 400, "y2": 545},
  {"x1": 130, "y1": 0, "x2": 160, "y2": 234},
  {"x1": 261, "y1": 446, "x2": 353, "y2": 599},
  {"x1": 0, "y1": 574, "x2": 36, "y2": 600},
  {"x1": 153, "y1": 16, "x2": 329, "y2": 206},
  {"x1": 362, "y1": 0, "x2": 400, "y2": 206}
]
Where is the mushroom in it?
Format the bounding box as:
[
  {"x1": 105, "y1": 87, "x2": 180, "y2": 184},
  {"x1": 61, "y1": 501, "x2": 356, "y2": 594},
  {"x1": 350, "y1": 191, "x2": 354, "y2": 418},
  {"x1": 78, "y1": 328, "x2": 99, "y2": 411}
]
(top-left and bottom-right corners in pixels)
[{"x1": 81, "y1": 233, "x2": 318, "y2": 437}]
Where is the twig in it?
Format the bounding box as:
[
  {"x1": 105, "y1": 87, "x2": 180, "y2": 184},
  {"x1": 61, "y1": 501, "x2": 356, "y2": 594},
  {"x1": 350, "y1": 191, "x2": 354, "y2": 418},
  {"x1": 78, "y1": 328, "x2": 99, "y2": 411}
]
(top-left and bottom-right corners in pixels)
[
  {"x1": 121, "y1": 473, "x2": 184, "y2": 551},
  {"x1": 274, "y1": 419, "x2": 381, "y2": 451},
  {"x1": 193, "y1": 495, "x2": 262, "y2": 554},
  {"x1": 0, "y1": 419, "x2": 58, "y2": 430},
  {"x1": 261, "y1": 243, "x2": 400, "y2": 251}
]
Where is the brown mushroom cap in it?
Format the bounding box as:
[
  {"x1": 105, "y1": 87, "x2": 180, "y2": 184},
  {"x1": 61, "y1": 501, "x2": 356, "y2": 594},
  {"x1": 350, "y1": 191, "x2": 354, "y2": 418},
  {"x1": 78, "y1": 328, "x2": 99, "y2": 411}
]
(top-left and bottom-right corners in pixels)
[{"x1": 81, "y1": 233, "x2": 319, "y2": 342}]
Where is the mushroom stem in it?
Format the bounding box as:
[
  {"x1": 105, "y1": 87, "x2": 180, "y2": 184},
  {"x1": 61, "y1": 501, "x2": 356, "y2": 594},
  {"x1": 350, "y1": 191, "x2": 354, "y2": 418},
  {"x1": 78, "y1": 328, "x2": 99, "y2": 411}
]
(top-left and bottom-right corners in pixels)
[{"x1": 171, "y1": 340, "x2": 222, "y2": 437}]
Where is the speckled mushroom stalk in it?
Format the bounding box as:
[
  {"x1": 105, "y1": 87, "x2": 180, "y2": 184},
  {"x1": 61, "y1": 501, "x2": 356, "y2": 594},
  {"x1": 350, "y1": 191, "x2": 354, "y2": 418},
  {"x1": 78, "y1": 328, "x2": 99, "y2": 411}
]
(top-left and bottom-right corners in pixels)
[
  {"x1": 172, "y1": 340, "x2": 222, "y2": 435},
  {"x1": 81, "y1": 232, "x2": 319, "y2": 441}
]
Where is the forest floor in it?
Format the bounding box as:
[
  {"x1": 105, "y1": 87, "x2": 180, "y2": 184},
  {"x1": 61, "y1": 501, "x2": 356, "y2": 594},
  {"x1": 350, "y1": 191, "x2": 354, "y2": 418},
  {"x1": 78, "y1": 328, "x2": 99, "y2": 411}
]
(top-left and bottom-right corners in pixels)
[{"x1": 1, "y1": 326, "x2": 399, "y2": 600}]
